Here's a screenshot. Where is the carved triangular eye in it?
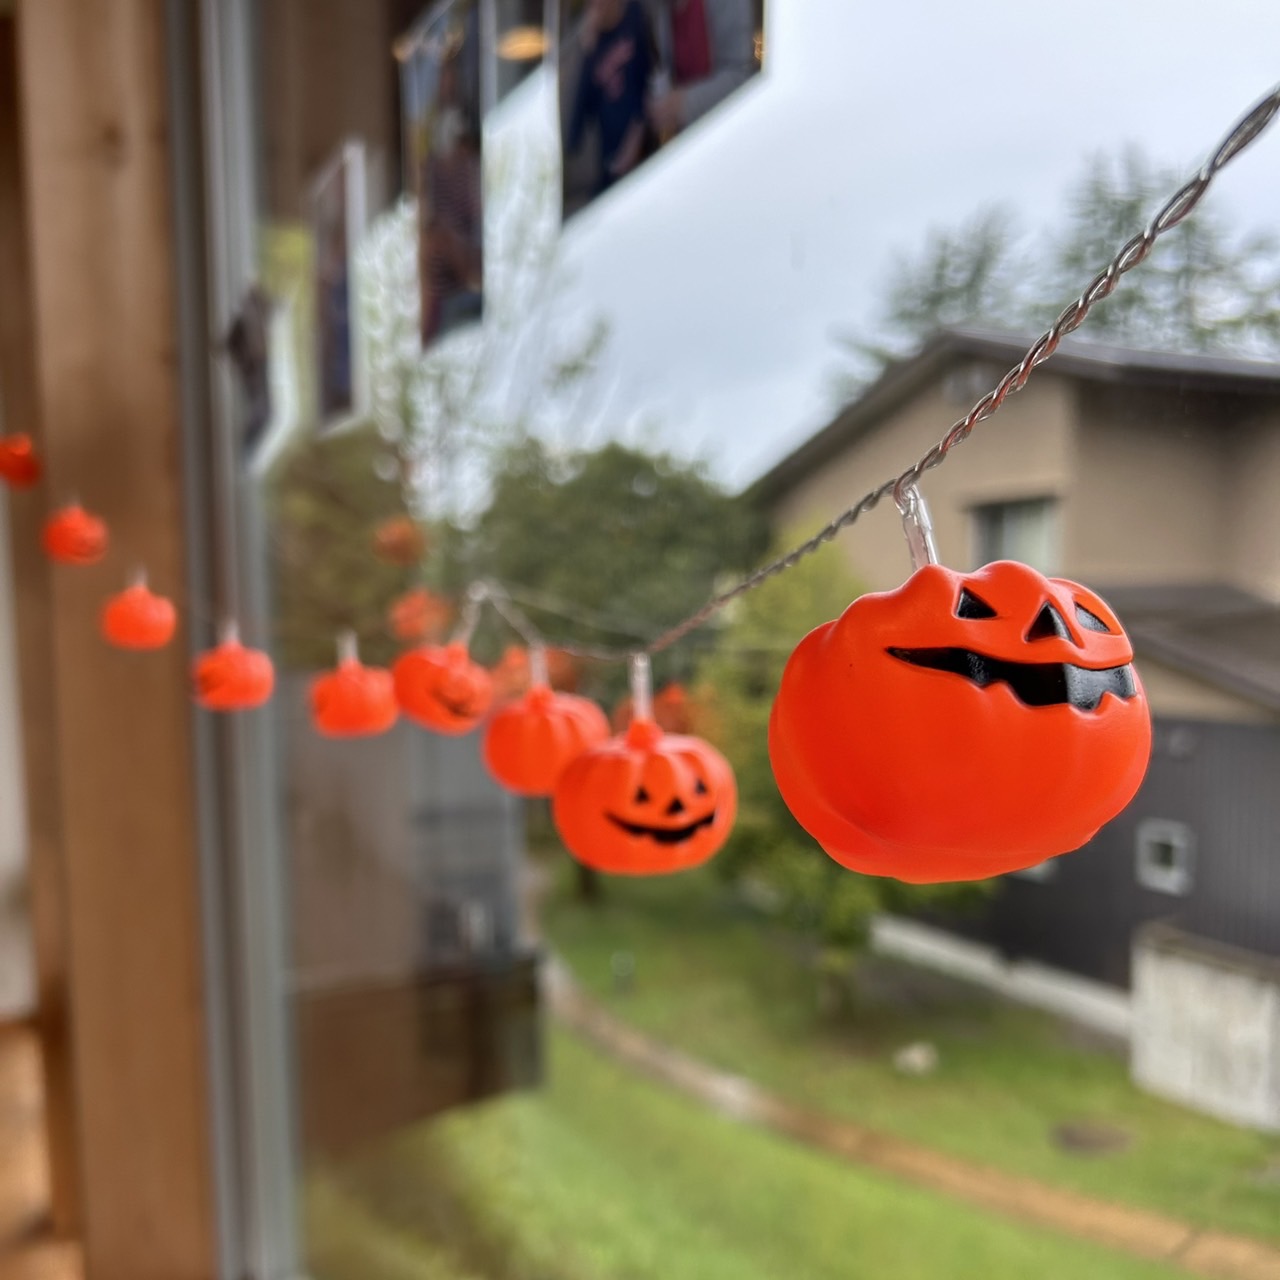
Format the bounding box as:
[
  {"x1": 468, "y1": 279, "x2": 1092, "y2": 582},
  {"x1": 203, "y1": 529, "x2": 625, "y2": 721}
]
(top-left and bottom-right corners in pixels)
[
  {"x1": 635, "y1": 786, "x2": 651, "y2": 804},
  {"x1": 1026, "y1": 603, "x2": 1070, "y2": 641},
  {"x1": 1075, "y1": 604, "x2": 1111, "y2": 633},
  {"x1": 694, "y1": 778, "x2": 708, "y2": 796},
  {"x1": 956, "y1": 588, "x2": 998, "y2": 619}
]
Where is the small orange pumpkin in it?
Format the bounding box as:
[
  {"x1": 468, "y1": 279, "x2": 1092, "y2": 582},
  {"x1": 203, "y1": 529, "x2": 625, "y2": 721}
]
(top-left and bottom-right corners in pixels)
[
  {"x1": 546, "y1": 647, "x2": 580, "y2": 693},
  {"x1": 43, "y1": 503, "x2": 108, "y2": 565},
  {"x1": 372, "y1": 515, "x2": 427, "y2": 565},
  {"x1": 101, "y1": 580, "x2": 177, "y2": 650},
  {"x1": 612, "y1": 682, "x2": 700, "y2": 734},
  {"x1": 311, "y1": 653, "x2": 398, "y2": 737},
  {"x1": 484, "y1": 683, "x2": 610, "y2": 796},
  {"x1": 387, "y1": 587, "x2": 453, "y2": 643},
  {"x1": 489, "y1": 645, "x2": 532, "y2": 703},
  {"x1": 769, "y1": 560, "x2": 1152, "y2": 883},
  {"x1": 193, "y1": 636, "x2": 275, "y2": 711},
  {"x1": 552, "y1": 719, "x2": 737, "y2": 875},
  {"x1": 392, "y1": 641, "x2": 493, "y2": 734},
  {"x1": 0, "y1": 435, "x2": 41, "y2": 489}
]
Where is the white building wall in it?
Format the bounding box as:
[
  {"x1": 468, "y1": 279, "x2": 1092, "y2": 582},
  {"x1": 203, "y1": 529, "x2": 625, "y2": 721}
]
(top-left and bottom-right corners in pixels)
[{"x1": 1132, "y1": 925, "x2": 1280, "y2": 1132}]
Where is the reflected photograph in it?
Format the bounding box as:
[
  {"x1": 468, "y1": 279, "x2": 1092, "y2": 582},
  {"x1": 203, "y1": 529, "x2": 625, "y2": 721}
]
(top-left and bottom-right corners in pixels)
[
  {"x1": 400, "y1": 0, "x2": 486, "y2": 349},
  {"x1": 560, "y1": 0, "x2": 766, "y2": 216}
]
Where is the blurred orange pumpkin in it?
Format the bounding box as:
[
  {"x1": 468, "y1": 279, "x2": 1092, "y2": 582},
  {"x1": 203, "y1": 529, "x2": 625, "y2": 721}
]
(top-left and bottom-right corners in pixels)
[
  {"x1": 372, "y1": 515, "x2": 427, "y2": 565},
  {"x1": 612, "y1": 682, "x2": 698, "y2": 734},
  {"x1": 42, "y1": 503, "x2": 108, "y2": 565},
  {"x1": 489, "y1": 645, "x2": 532, "y2": 702},
  {"x1": 388, "y1": 587, "x2": 453, "y2": 643},
  {"x1": 484, "y1": 684, "x2": 609, "y2": 796},
  {"x1": 193, "y1": 636, "x2": 275, "y2": 711},
  {"x1": 0, "y1": 435, "x2": 41, "y2": 489},
  {"x1": 393, "y1": 641, "x2": 493, "y2": 735},
  {"x1": 101, "y1": 580, "x2": 177, "y2": 650},
  {"x1": 311, "y1": 653, "x2": 398, "y2": 737}
]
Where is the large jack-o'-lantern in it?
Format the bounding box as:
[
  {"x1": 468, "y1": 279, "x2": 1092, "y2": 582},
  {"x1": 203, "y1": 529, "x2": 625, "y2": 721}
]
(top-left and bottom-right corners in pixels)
[{"x1": 770, "y1": 559, "x2": 1151, "y2": 882}]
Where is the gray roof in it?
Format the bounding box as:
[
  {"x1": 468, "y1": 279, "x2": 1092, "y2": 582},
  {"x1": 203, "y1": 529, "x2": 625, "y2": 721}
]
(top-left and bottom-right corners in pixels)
[
  {"x1": 1096, "y1": 583, "x2": 1280, "y2": 714},
  {"x1": 751, "y1": 327, "x2": 1280, "y2": 504}
]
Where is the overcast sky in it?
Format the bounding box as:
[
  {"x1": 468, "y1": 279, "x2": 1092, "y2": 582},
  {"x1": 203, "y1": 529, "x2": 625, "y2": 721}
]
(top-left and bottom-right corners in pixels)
[{"x1": 503, "y1": 0, "x2": 1280, "y2": 491}]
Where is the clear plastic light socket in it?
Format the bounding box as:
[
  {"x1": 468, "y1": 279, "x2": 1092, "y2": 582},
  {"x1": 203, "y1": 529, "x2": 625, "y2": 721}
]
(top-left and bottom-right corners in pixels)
[
  {"x1": 530, "y1": 643, "x2": 549, "y2": 689},
  {"x1": 896, "y1": 483, "x2": 939, "y2": 572},
  {"x1": 629, "y1": 651, "x2": 653, "y2": 723}
]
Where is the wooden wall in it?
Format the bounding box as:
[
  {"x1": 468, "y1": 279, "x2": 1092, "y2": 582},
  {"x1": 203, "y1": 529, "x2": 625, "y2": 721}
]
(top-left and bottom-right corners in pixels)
[
  {"x1": 12, "y1": 1, "x2": 219, "y2": 1276},
  {"x1": 0, "y1": 8, "x2": 80, "y2": 1238}
]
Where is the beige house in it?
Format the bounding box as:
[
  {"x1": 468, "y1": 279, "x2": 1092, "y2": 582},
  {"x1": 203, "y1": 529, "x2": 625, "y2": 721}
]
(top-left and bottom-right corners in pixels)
[
  {"x1": 754, "y1": 327, "x2": 1280, "y2": 729},
  {"x1": 754, "y1": 328, "x2": 1280, "y2": 1130}
]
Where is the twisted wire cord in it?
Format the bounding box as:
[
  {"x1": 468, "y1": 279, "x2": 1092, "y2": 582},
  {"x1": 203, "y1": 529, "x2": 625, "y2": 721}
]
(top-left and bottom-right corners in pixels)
[{"x1": 492, "y1": 83, "x2": 1280, "y2": 665}]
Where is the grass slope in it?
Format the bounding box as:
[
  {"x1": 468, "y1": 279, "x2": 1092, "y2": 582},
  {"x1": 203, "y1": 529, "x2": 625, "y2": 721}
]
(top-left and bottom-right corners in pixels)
[
  {"x1": 543, "y1": 870, "x2": 1280, "y2": 1243},
  {"x1": 311, "y1": 1030, "x2": 1186, "y2": 1280}
]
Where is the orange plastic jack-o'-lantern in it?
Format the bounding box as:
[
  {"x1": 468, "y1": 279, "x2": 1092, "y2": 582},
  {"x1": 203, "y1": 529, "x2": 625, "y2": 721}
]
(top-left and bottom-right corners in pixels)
[
  {"x1": 192, "y1": 635, "x2": 275, "y2": 711},
  {"x1": 484, "y1": 683, "x2": 609, "y2": 796},
  {"x1": 387, "y1": 587, "x2": 453, "y2": 643},
  {"x1": 101, "y1": 581, "x2": 177, "y2": 650},
  {"x1": 392, "y1": 641, "x2": 493, "y2": 734},
  {"x1": 0, "y1": 435, "x2": 41, "y2": 489},
  {"x1": 769, "y1": 560, "x2": 1152, "y2": 883},
  {"x1": 42, "y1": 503, "x2": 108, "y2": 565},
  {"x1": 372, "y1": 515, "x2": 427, "y2": 565},
  {"x1": 489, "y1": 645, "x2": 532, "y2": 703},
  {"x1": 552, "y1": 719, "x2": 737, "y2": 875},
  {"x1": 311, "y1": 652, "x2": 398, "y2": 737}
]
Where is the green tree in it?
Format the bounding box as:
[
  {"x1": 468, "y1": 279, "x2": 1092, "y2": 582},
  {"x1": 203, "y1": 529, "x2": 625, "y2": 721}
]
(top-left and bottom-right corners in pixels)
[
  {"x1": 473, "y1": 438, "x2": 767, "y2": 694},
  {"x1": 268, "y1": 422, "x2": 421, "y2": 669},
  {"x1": 833, "y1": 147, "x2": 1280, "y2": 403},
  {"x1": 696, "y1": 535, "x2": 982, "y2": 1000},
  {"x1": 1045, "y1": 148, "x2": 1280, "y2": 354},
  {"x1": 831, "y1": 207, "x2": 1030, "y2": 400}
]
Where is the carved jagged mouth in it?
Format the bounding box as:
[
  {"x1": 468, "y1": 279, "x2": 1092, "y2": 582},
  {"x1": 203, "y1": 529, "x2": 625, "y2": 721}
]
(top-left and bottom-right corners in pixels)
[
  {"x1": 607, "y1": 810, "x2": 718, "y2": 844},
  {"x1": 887, "y1": 647, "x2": 1137, "y2": 711}
]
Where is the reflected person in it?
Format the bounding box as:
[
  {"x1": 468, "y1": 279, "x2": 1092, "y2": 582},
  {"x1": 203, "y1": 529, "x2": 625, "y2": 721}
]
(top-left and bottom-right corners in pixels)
[{"x1": 647, "y1": 0, "x2": 755, "y2": 143}]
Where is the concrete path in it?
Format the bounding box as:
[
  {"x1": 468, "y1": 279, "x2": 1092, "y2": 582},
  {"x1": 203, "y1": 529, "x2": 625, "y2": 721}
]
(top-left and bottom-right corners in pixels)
[{"x1": 546, "y1": 957, "x2": 1280, "y2": 1280}]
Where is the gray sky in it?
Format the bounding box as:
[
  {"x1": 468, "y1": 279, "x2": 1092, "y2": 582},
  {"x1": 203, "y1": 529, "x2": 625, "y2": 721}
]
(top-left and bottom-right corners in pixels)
[{"x1": 536, "y1": 0, "x2": 1280, "y2": 490}]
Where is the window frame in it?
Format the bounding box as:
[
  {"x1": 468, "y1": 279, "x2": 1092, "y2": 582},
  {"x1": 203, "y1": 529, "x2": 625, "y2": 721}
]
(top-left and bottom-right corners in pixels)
[{"x1": 1135, "y1": 818, "x2": 1196, "y2": 896}]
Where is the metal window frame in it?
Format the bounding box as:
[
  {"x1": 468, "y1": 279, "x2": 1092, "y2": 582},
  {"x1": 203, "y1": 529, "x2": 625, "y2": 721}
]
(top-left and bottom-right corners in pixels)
[{"x1": 1135, "y1": 818, "x2": 1197, "y2": 897}]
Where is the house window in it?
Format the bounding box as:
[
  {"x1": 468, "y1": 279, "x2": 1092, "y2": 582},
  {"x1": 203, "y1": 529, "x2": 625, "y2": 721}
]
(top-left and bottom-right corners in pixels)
[
  {"x1": 1135, "y1": 819, "x2": 1196, "y2": 895},
  {"x1": 972, "y1": 498, "x2": 1059, "y2": 572}
]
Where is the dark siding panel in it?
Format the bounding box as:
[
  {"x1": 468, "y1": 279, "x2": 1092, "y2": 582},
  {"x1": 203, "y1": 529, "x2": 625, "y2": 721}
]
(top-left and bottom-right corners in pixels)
[{"x1": 932, "y1": 718, "x2": 1280, "y2": 987}]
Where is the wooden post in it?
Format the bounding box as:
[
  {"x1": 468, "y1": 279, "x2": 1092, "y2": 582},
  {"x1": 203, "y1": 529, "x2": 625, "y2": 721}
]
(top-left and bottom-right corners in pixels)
[
  {"x1": 16, "y1": 1, "x2": 219, "y2": 1276},
  {"x1": 0, "y1": 10, "x2": 81, "y2": 1238}
]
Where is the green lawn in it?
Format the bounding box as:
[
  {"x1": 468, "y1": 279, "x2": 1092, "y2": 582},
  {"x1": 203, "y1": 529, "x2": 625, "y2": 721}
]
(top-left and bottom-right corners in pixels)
[
  {"x1": 542, "y1": 869, "x2": 1280, "y2": 1245},
  {"x1": 308, "y1": 1029, "x2": 1187, "y2": 1280}
]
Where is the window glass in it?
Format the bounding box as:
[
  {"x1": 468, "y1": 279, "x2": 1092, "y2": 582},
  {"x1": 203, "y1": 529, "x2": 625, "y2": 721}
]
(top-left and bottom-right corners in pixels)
[
  {"x1": 972, "y1": 498, "x2": 1059, "y2": 573},
  {"x1": 210, "y1": 4, "x2": 1280, "y2": 1277}
]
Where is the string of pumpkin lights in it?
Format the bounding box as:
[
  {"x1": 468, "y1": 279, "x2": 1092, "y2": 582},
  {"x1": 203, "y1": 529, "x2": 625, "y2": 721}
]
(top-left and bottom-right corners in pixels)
[{"x1": 1, "y1": 80, "x2": 1276, "y2": 885}]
